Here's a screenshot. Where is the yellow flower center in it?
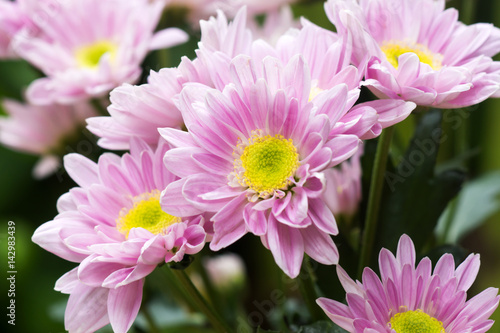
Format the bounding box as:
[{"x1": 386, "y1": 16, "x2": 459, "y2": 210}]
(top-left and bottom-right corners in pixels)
[
  {"x1": 232, "y1": 130, "x2": 299, "y2": 199},
  {"x1": 75, "y1": 40, "x2": 117, "y2": 68},
  {"x1": 389, "y1": 310, "x2": 445, "y2": 333},
  {"x1": 381, "y1": 41, "x2": 442, "y2": 70},
  {"x1": 309, "y1": 86, "x2": 324, "y2": 102},
  {"x1": 116, "y1": 190, "x2": 181, "y2": 238}
]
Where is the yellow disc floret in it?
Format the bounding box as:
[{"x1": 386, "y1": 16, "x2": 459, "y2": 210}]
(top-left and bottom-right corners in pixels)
[
  {"x1": 309, "y1": 86, "x2": 324, "y2": 102},
  {"x1": 381, "y1": 41, "x2": 443, "y2": 70},
  {"x1": 75, "y1": 40, "x2": 117, "y2": 68},
  {"x1": 233, "y1": 131, "x2": 299, "y2": 199},
  {"x1": 116, "y1": 190, "x2": 181, "y2": 238},
  {"x1": 389, "y1": 310, "x2": 446, "y2": 333}
]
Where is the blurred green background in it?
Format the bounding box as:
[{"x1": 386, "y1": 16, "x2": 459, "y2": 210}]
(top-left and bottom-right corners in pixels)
[{"x1": 1, "y1": 0, "x2": 500, "y2": 332}]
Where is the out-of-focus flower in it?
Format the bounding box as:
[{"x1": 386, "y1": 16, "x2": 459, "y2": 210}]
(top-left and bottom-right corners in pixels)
[
  {"x1": 323, "y1": 147, "x2": 362, "y2": 218},
  {"x1": 13, "y1": 0, "x2": 188, "y2": 105},
  {"x1": 0, "y1": 0, "x2": 37, "y2": 58},
  {"x1": 160, "y1": 53, "x2": 366, "y2": 278},
  {"x1": 326, "y1": 0, "x2": 500, "y2": 108},
  {"x1": 0, "y1": 99, "x2": 96, "y2": 178},
  {"x1": 247, "y1": 6, "x2": 300, "y2": 46},
  {"x1": 31, "y1": 139, "x2": 207, "y2": 333},
  {"x1": 167, "y1": 0, "x2": 298, "y2": 28},
  {"x1": 204, "y1": 253, "x2": 246, "y2": 291},
  {"x1": 317, "y1": 234, "x2": 500, "y2": 333}
]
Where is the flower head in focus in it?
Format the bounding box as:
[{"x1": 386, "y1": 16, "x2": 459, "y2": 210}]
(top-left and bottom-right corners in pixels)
[
  {"x1": 326, "y1": 0, "x2": 500, "y2": 108},
  {"x1": 317, "y1": 234, "x2": 500, "y2": 333},
  {"x1": 32, "y1": 138, "x2": 207, "y2": 333},
  {"x1": 160, "y1": 52, "x2": 366, "y2": 278},
  {"x1": 0, "y1": 100, "x2": 96, "y2": 178},
  {"x1": 13, "y1": 0, "x2": 188, "y2": 105}
]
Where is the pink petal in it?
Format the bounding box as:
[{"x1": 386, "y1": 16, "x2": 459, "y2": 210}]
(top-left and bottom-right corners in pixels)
[
  {"x1": 65, "y1": 283, "x2": 110, "y2": 333},
  {"x1": 149, "y1": 28, "x2": 188, "y2": 50},
  {"x1": 267, "y1": 215, "x2": 304, "y2": 278},
  {"x1": 108, "y1": 279, "x2": 144, "y2": 333}
]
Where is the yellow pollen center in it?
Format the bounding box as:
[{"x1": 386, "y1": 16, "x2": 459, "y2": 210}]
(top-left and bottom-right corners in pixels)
[
  {"x1": 116, "y1": 190, "x2": 181, "y2": 238},
  {"x1": 389, "y1": 310, "x2": 445, "y2": 333},
  {"x1": 381, "y1": 41, "x2": 442, "y2": 70},
  {"x1": 233, "y1": 131, "x2": 299, "y2": 198},
  {"x1": 75, "y1": 40, "x2": 117, "y2": 68},
  {"x1": 309, "y1": 86, "x2": 324, "y2": 102}
]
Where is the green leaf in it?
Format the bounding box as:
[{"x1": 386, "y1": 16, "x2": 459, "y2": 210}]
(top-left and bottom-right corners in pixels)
[
  {"x1": 375, "y1": 109, "x2": 466, "y2": 255},
  {"x1": 297, "y1": 321, "x2": 348, "y2": 333},
  {"x1": 435, "y1": 171, "x2": 500, "y2": 243},
  {"x1": 0, "y1": 60, "x2": 40, "y2": 100}
]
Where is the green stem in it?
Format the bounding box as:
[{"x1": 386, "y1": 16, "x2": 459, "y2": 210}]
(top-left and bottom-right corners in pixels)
[
  {"x1": 298, "y1": 256, "x2": 326, "y2": 322},
  {"x1": 439, "y1": 197, "x2": 459, "y2": 245},
  {"x1": 171, "y1": 268, "x2": 233, "y2": 333},
  {"x1": 196, "y1": 258, "x2": 222, "y2": 310},
  {"x1": 357, "y1": 126, "x2": 395, "y2": 278}
]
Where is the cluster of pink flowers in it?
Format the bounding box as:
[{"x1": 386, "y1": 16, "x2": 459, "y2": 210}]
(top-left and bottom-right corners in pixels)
[{"x1": 0, "y1": 0, "x2": 496, "y2": 331}]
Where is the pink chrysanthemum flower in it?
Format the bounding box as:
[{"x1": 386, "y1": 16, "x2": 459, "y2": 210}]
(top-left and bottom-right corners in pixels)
[
  {"x1": 272, "y1": 19, "x2": 415, "y2": 138},
  {"x1": 323, "y1": 147, "x2": 362, "y2": 218},
  {"x1": 167, "y1": 0, "x2": 297, "y2": 28},
  {"x1": 0, "y1": 99, "x2": 96, "y2": 178},
  {"x1": 32, "y1": 138, "x2": 207, "y2": 333},
  {"x1": 326, "y1": 0, "x2": 500, "y2": 108},
  {"x1": 160, "y1": 53, "x2": 369, "y2": 278},
  {"x1": 0, "y1": 0, "x2": 26, "y2": 58},
  {"x1": 87, "y1": 8, "x2": 251, "y2": 150},
  {"x1": 317, "y1": 234, "x2": 500, "y2": 333},
  {"x1": 13, "y1": 0, "x2": 188, "y2": 105}
]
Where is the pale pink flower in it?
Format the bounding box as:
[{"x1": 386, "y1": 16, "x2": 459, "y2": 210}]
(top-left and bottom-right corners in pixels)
[
  {"x1": 0, "y1": 0, "x2": 25, "y2": 58},
  {"x1": 323, "y1": 147, "x2": 362, "y2": 217},
  {"x1": 326, "y1": 0, "x2": 500, "y2": 108},
  {"x1": 247, "y1": 6, "x2": 300, "y2": 46},
  {"x1": 160, "y1": 53, "x2": 370, "y2": 278},
  {"x1": 87, "y1": 8, "x2": 251, "y2": 150},
  {"x1": 318, "y1": 234, "x2": 500, "y2": 333},
  {"x1": 32, "y1": 139, "x2": 207, "y2": 333},
  {"x1": 168, "y1": 0, "x2": 298, "y2": 28},
  {"x1": 272, "y1": 19, "x2": 415, "y2": 138},
  {"x1": 13, "y1": 0, "x2": 188, "y2": 105},
  {"x1": 0, "y1": 100, "x2": 96, "y2": 178}
]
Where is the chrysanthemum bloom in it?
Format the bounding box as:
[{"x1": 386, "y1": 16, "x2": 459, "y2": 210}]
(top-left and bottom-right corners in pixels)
[
  {"x1": 317, "y1": 234, "x2": 500, "y2": 333},
  {"x1": 160, "y1": 53, "x2": 372, "y2": 278},
  {"x1": 87, "y1": 8, "x2": 251, "y2": 150},
  {"x1": 13, "y1": 0, "x2": 188, "y2": 105},
  {"x1": 326, "y1": 0, "x2": 500, "y2": 108},
  {"x1": 0, "y1": 0, "x2": 27, "y2": 58},
  {"x1": 32, "y1": 138, "x2": 207, "y2": 333},
  {"x1": 0, "y1": 99, "x2": 96, "y2": 178},
  {"x1": 167, "y1": 0, "x2": 297, "y2": 28},
  {"x1": 272, "y1": 19, "x2": 415, "y2": 138},
  {"x1": 323, "y1": 147, "x2": 362, "y2": 218}
]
